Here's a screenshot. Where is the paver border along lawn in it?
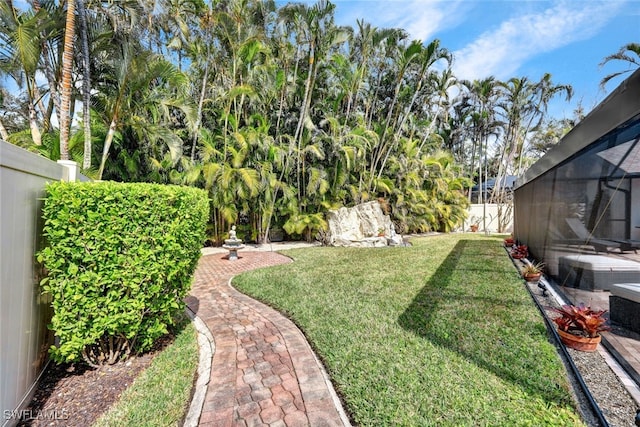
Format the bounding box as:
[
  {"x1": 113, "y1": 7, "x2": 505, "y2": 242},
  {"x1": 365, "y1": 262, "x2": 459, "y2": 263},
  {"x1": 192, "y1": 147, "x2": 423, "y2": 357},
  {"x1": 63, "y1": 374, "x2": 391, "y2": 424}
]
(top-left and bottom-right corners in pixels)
[{"x1": 233, "y1": 234, "x2": 585, "y2": 426}]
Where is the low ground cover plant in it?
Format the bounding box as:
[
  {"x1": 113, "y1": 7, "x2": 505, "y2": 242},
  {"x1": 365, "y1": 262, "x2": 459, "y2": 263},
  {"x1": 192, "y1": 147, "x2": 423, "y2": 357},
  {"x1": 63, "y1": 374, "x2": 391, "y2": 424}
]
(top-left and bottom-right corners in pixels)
[
  {"x1": 38, "y1": 181, "x2": 208, "y2": 367},
  {"x1": 233, "y1": 234, "x2": 584, "y2": 426}
]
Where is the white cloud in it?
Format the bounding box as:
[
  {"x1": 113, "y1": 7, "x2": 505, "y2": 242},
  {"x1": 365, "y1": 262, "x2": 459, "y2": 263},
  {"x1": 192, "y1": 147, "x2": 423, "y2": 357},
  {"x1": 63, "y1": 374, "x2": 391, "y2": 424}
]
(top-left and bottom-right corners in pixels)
[
  {"x1": 452, "y1": 1, "x2": 625, "y2": 82},
  {"x1": 335, "y1": 0, "x2": 468, "y2": 42}
]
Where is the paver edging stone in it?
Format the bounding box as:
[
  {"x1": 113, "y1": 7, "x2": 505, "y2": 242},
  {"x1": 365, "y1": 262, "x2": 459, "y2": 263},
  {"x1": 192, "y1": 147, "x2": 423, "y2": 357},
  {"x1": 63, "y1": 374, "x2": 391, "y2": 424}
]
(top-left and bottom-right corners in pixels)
[{"x1": 183, "y1": 308, "x2": 215, "y2": 427}]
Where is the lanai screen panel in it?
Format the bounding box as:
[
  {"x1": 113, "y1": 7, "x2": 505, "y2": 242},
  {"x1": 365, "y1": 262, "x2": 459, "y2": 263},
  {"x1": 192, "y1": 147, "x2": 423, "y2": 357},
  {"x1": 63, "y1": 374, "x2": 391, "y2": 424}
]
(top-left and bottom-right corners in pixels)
[{"x1": 514, "y1": 69, "x2": 640, "y2": 280}]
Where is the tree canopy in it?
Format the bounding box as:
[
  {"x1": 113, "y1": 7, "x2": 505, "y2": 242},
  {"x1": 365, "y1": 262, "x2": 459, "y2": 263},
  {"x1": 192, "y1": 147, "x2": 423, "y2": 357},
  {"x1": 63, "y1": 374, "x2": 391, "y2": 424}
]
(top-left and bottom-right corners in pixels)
[{"x1": 3, "y1": 0, "x2": 629, "y2": 242}]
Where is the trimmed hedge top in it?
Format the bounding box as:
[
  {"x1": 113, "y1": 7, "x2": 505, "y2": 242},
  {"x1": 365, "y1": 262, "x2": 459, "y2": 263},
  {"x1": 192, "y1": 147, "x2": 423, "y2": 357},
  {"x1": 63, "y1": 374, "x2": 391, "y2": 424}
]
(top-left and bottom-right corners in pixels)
[{"x1": 38, "y1": 181, "x2": 209, "y2": 365}]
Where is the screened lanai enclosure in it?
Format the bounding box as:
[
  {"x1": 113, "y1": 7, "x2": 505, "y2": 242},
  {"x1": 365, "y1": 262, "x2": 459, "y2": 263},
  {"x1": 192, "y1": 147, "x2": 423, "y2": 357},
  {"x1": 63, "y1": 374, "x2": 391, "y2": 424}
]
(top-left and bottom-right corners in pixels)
[{"x1": 513, "y1": 69, "x2": 640, "y2": 289}]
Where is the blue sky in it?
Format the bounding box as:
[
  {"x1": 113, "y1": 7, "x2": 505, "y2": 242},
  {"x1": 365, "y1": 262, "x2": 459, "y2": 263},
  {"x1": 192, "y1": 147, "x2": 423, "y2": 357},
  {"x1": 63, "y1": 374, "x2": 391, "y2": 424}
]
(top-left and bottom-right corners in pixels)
[
  {"x1": 326, "y1": 0, "x2": 639, "y2": 119},
  {"x1": 5, "y1": 0, "x2": 638, "y2": 121}
]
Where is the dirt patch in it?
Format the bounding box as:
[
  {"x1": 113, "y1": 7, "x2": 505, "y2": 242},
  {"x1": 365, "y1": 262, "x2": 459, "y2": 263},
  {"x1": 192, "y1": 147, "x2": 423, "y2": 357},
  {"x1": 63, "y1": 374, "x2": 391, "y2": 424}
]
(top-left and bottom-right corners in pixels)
[{"x1": 16, "y1": 335, "x2": 174, "y2": 427}]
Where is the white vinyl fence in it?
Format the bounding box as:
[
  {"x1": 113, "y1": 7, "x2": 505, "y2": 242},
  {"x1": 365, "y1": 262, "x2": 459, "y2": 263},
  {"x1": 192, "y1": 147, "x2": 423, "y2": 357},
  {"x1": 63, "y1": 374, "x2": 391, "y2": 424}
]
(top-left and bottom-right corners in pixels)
[
  {"x1": 1, "y1": 141, "x2": 87, "y2": 426},
  {"x1": 463, "y1": 203, "x2": 514, "y2": 234}
]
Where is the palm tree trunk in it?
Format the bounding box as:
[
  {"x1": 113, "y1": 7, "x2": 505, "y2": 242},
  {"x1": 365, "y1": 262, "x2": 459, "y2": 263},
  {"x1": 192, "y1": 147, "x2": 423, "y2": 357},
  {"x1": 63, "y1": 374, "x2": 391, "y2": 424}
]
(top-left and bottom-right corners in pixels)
[
  {"x1": 369, "y1": 73, "x2": 402, "y2": 189},
  {"x1": 294, "y1": 45, "x2": 315, "y2": 203},
  {"x1": 59, "y1": 0, "x2": 77, "y2": 160},
  {"x1": 366, "y1": 66, "x2": 384, "y2": 129},
  {"x1": 28, "y1": 98, "x2": 42, "y2": 146},
  {"x1": 191, "y1": 58, "x2": 209, "y2": 161},
  {"x1": 32, "y1": 0, "x2": 60, "y2": 134},
  {"x1": 417, "y1": 99, "x2": 444, "y2": 156},
  {"x1": 43, "y1": 97, "x2": 55, "y2": 134},
  {"x1": 467, "y1": 127, "x2": 479, "y2": 203},
  {"x1": 275, "y1": 58, "x2": 292, "y2": 136},
  {"x1": 98, "y1": 117, "x2": 118, "y2": 180},
  {"x1": 377, "y1": 67, "x2": 430, "y2": 180},
  {"x1": 0, "y1": 118, "x2": 9, "y2": 141},
  {"x1": 77, "y1": 0, "x2": 92, "y2": 169}
]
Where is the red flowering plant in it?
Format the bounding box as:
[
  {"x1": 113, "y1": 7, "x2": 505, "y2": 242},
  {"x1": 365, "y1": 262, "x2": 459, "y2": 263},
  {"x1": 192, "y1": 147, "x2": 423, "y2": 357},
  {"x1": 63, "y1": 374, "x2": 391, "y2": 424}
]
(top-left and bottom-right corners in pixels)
[
  {"x1": 551, "y1": 304, "x2": 610, "y2": 338},
  {"x1": 504, "y1": 235, "x2": 515, "y2": 247},
  {"x1": 511, "y1": 244, "x2": 528, "y2": 259}
]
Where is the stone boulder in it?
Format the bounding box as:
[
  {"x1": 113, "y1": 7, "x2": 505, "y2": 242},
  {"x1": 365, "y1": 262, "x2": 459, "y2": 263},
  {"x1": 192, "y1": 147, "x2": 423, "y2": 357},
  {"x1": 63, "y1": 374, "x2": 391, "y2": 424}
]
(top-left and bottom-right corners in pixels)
[{"x1": 326, "y1": 201, "x2": 404, "y2": 247}]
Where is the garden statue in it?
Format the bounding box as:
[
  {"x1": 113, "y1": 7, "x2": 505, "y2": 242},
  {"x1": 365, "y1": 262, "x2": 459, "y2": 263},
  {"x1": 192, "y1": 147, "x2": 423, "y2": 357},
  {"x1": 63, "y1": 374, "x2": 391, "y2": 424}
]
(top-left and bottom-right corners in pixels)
[{"x1": 223, "y1": 225, "x2": 244, "y2": 260}]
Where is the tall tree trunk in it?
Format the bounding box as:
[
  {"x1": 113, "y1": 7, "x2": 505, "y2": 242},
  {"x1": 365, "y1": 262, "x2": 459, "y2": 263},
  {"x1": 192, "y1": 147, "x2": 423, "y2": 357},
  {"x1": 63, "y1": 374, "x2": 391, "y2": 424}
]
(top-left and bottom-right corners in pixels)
[
  {"x1": 38, "y1": 52, "x2": 60, "y2": 133},
  {"x1": 294, "y1": 44, "x2": 315, "y2": 204},
  {"x1": 377, "y1": 66, "x2": 431, "y2": 180},
  {"x1": 191, "y1": 57, "x2": 209, "y2": 161},
  {"x1": 27, "y1": 96, "x2": 42, "y2": 146},
  {"x1": 59, "y1": 0, "x2": 77, "y2": 160},
  {"x1": 24, "y1": 74, "x2": 43, "y2": 146},
  {"x1": 43, "y1": 97, "x2": 55, "y2": 134},
  {"x1": 275, "y1": 58, "x2": 292, "y2": 136},
  {"x1": 0, "y1": 118, "x2": 9, "y2": 141},
  {"x1": 369, "y1": 70, "x2": 403, "y2": 189},
  {"x1": 98, "y1": 117, "x2": 117, "y2": 180},
  {"x1": 32, "y1": 0, "x2": 61, "y2": 133},
  {"x1": 417, "y1": 99, "x2": 444, "y2": 156},
  {"x1": 77, "y1": 0, "x2": 92, "y2": 169}
]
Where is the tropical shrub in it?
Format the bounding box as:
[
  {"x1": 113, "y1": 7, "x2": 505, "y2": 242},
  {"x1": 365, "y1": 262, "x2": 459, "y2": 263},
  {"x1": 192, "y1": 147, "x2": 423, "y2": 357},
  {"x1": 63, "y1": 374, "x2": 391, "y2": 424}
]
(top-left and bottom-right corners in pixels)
[
  {"x1": 552, "y1": 304, "x2": 610, "y2": 338},
  {"x1": 38, "y1": 181, "x2": 209, "y2": 367},
  {"x1": 283, "y1": 212, "x2": 328, "y2": 242}
]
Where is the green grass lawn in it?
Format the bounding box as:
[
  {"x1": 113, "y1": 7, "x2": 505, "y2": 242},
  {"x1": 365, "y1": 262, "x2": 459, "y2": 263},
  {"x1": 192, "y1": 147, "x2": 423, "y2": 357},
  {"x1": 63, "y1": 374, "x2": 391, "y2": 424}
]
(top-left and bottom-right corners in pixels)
[{"x1": 233, "y1": 234, "x2": 585, "y2": 426}]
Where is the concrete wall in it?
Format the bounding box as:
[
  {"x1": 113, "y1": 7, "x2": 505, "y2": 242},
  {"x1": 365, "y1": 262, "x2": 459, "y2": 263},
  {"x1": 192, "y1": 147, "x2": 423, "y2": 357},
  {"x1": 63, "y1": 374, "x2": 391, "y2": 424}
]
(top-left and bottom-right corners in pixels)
[{"x1": 0, "y1": 141, "x2": 86, "y2": 426}]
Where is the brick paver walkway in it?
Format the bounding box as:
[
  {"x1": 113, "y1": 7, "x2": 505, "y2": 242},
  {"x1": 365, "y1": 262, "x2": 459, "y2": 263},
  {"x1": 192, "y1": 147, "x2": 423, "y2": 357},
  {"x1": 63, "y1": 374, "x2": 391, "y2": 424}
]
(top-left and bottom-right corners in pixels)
[{"x1": 187, "y1": 251, "x2": 349, "y2": 427}]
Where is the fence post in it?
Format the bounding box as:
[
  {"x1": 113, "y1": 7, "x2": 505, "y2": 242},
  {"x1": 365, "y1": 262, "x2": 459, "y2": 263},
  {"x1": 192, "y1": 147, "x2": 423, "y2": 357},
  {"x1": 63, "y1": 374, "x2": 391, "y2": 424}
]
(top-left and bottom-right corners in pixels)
[{"x1": 57, "y1": 160, "x2": 79, "y2": 182}]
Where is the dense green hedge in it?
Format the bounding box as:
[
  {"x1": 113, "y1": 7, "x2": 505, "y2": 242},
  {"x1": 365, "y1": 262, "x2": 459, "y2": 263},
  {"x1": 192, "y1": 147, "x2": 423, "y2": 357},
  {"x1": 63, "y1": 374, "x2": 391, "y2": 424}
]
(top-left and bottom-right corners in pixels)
[{"x1": 38, "y1": 182, "x2": 209, "y2": 366}]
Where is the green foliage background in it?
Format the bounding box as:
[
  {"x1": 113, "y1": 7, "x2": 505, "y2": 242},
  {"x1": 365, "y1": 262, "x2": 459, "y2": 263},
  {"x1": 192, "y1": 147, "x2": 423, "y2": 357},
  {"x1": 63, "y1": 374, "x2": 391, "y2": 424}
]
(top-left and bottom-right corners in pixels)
[
  {"x1": 38, "y1": 181, "x2": 209, "y2": 365},
  {"x1": 2, "y1": 0, "x2": 588, "y2": 243}
]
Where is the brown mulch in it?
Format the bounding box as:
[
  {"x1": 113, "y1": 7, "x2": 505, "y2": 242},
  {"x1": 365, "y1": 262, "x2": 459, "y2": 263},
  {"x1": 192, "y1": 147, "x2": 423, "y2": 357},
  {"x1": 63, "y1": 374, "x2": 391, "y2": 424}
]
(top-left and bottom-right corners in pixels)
[{"x1": 16, "y1": 335, "x2": 174, "y2": 427}]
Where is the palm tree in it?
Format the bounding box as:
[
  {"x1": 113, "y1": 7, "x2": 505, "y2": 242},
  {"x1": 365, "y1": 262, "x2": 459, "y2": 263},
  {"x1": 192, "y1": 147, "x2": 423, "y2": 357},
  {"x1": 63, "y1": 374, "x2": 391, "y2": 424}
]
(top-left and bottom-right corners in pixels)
[
  {"x1": 495, "y1": 76, "x2": 536, "y2": 185},
  {"x1": 58, "y1": 0, "x2": 77, "y2": 160},
  {"x1": 343, "y1": 21, "x2": 397, "y2": 128},
  {"x1": 157, "y1": 0, "x2": 201, "y2": 70},
  {"x1": 0, "y1": 1, "x2": 47, "y2": 146},
  {"x1": 600, "y1": 42, "x2": 640, "y2": 89},
  {"x1": 29, "y1": 0, "x2": 63, "y2": 135},
  {"x1": 76, "y1": 0, "x2": 92, "y2": 169},
  {"x1": 376, "y1": 39, "x2": 452, "y2": 178},
  {"x1": 363, "y1": 27, "x2": 408, "y2": 130},
  {"x1": 514, "y1": 73, "x2": 571, "y2": 172},
  {"x1": 495, "y1": 74, "x2": 572, "y2": 184},
  {"x1": 369, "y1": 39, "x2": 422, "y2": 186},
  {"x1": 417, "y1": 67, "x2": 457, "y2": 156},
  {"x1": 277, "y1": 0, "x2": 353, "y2": 208},
  {"x1": 185, "y1": 2, "x2": 220, "y2": 162},
  {"x1": 462, "y1": 77, "x2": 501, "y2": 205},
  {"x1": 94, "y1": 42, "x2": 193, "y2": 180}
]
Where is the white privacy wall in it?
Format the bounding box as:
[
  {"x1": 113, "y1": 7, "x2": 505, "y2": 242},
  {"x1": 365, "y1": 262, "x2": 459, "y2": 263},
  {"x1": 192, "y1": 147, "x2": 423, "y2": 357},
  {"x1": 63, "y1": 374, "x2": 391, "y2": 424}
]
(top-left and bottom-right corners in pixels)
[
  {"x1": 0, "y1": 141, "x2": 84, "y2": 426},
  {"x1": 464, "y1": 204, "x2": 514, "y2": 234}
]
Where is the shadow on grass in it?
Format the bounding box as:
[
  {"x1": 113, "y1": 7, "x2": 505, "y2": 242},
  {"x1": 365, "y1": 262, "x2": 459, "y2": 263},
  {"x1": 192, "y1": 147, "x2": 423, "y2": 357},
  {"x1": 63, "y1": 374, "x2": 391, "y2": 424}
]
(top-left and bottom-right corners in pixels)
[{"x1": 398, "y1": 238, "x2": 563, "y2": 404}]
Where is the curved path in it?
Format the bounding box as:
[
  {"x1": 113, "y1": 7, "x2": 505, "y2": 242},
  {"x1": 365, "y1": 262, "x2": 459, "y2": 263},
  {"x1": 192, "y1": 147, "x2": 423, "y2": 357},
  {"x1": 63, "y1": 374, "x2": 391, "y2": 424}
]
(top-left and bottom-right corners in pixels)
[{"x1": 186, "y1": 250, "x2": 350, "y2": 427}]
